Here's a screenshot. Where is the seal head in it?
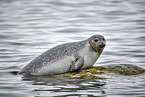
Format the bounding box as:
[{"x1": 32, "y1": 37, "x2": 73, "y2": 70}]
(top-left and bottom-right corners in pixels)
[{"x1": 88, "y1": 35, "x2": 106, "y2": 54}]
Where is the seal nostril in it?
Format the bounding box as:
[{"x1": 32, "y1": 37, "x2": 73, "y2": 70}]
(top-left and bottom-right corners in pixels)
[{"x1": 102, "y1": 44, "x2": 106, "y2": 47}]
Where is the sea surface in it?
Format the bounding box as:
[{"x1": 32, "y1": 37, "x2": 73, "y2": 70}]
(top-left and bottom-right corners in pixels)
[{"x1": 0, "y1": 0, "x2": 145, "y2": 97}]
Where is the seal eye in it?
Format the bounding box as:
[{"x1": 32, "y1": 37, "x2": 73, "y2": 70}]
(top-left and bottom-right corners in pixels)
[
  {"x1": 94, "y1": 39, "x2": 98, "y2": 42},
  {"x1": 102, "y1": 37, "x2": 105, "y2": 41}
]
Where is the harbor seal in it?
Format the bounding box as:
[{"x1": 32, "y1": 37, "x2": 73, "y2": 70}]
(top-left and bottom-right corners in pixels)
[{"x1": 19, "y1": 35, "x2": 106, "y2": 75}]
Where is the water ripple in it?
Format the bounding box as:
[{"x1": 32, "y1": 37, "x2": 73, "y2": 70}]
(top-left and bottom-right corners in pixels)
[{"x1": 0, "y1": 0, "x2": 145, "y2": 96}]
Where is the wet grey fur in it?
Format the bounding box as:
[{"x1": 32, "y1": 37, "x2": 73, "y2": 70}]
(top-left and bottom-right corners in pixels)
[{"x1": 19, "y1": 35, "x2": 105, "y2": 75}]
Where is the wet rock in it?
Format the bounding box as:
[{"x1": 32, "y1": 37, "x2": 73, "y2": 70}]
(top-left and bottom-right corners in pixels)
[
  {"x1": 105, "y1": 64, "x2": 145, "y2": 75},
  {"x1": 52, "y1": 64, "x2": 145, "y2": 79}
]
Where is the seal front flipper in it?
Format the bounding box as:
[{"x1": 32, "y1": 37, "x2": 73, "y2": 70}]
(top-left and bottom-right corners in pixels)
[{"x1": 70, "y1": 56, "x2": 84, "y2": 72}]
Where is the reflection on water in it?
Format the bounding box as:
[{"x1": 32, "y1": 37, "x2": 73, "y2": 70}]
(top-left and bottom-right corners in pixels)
[
  {"x1": 22, "y1": 75, "x2": 106, "y2": 96},
  {"x1": 0, "y1": 0, "x2": 145, "y2": 96}
]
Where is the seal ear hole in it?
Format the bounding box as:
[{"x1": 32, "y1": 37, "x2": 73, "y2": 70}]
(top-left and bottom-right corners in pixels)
[{"x1": 65, "y1": 50, "x2": 68, "y2": 53}]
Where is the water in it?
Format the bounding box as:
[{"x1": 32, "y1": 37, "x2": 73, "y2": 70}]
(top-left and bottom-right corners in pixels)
[{"x1": 0, "y1": 0, "x2": 145, "y2": 96}]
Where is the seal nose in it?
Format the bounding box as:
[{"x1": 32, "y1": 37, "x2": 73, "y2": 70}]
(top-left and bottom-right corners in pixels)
[{"x1": 98, "y1": 42, "x2": 106, "y2": 48}]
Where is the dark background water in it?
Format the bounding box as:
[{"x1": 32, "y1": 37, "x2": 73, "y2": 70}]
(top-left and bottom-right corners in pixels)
[{"x1": 0, "y1": 0, "x2": 145, "y2": 97}]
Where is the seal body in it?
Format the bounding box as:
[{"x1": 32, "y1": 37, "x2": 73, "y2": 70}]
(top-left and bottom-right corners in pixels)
[{"x1": 19, "y1": 35, "x2": 106, "y2": 75}]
